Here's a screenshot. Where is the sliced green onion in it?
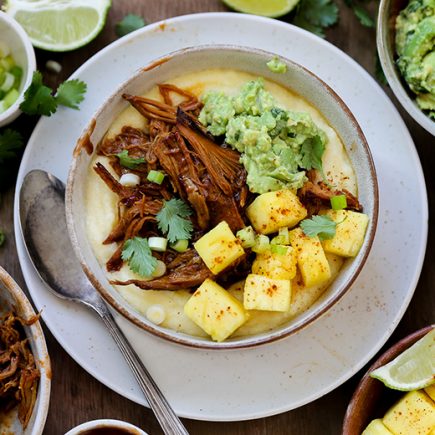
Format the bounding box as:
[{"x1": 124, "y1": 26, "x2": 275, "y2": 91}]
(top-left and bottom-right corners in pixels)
[
  {"x1": 0, "y1": 100, "x2": 7, "y2": 114},
  {"x1": 147, "y1": 170, "x2": 165, "y2": 185},
  {"x1": 170, "y1": 239, "x2": 189, "y2": 253},
  {"x1": 0, "y1": 56, "x2": 14, "y2": 71},
  {"x1": 3, "y1": 88, "x2": 19, "y2": 108},
  {"x1": 252, "y1": 234, "x2": 270, "y2": 254},
  {"x1": 330, "y1": 195, "x2": 347, "y2": 210},
  {"x1": 270, "y1": 244, "x2": 289, "y2": 255},
  {"x1": 148, "y1": 236, "x2": 168, "y2": 252},
  {"x1": 236, "y1": 226, "x2": 256, "y2": 248},
  {"x1": 0, "y1": 72, "x2": 14, "y2": 92},
  {"x1": 10, "y1": 65, "x2": 22, "y2": 88},
  {"x1": 151, "y1": 260, "x2": 167, "y2": 278},
  {"x1": 278, "y1": 227, "x2": 290, "y2": 244}
]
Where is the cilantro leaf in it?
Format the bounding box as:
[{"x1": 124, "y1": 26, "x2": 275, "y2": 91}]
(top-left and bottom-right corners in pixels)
[
  {"x1": 352, "y1": 4, "x2": 375, "y2": 27},
  {"x1": 122, "y1": 237, "x2": 157, "y2": 277},
  {"x1": 20, "y1": 71, "x2": 58, "y2": 116},
  {"x1": 56, "y1": 79, "x2": 87, "y2": 109},
  {"x1": 300, "y1": 136, "x2": 325, "y2": 172},
  {"x1": 300, "y1": 215, "x2": 337, "y2": 240},
  {"x1": 116, "y1": 150, "x2": 146, "y2": 169},
  {"x1": 0, "y1": 129, "x2": 23, "y2": 163},
  {"x1": 116, "y1": 14, "x2": 146, "y2": 37},
  {"x1": 0, "y1": 230, "x2": 5, "y2": 247},
  {"x1": 293, "y1": 0, "x2": 339, "y2": 38},
  {"x1": 157, "y1": 199, "x2": 193, "y2": 243}
]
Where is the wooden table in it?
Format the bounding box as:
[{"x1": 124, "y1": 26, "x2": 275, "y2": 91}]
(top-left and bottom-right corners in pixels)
[{"x1": 0, "y1": 1, "x2": 434, "y2": 434}]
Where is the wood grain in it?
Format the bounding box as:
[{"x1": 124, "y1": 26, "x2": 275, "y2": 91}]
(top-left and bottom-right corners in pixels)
[{"x1": 0, "y1": 0, "x2": 434, "y2": 434}]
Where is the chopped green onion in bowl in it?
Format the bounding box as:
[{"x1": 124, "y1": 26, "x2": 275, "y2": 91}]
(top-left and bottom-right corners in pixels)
[{"x1": 0, "y1": 43, "x2": 23, "y2": 115}]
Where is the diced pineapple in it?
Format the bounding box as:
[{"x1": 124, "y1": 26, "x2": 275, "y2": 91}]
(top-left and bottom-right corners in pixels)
[
  {"x1": 184, "y1": 279, "x2": 248, "y2": 342},
  {"x1": 194, "y1": 221, "x2": 245, "y2": 274},
  {"x1": 243, "y1": 274, "x2": 291, "y2": 312},
  {"x1": 362, "y1": 419, "x2": 393, "y2": 435},
  {"x1": 289, "y1": 228, "x2": 331, "y2": 287},
  {"x1": 321, "y1": 209, "x2": 369, "y2": 257},
  {"x1": 252, "y1": 247, "x2": 297, "y2": 280},
  {"x1": 383, "y1": 390, "x2": 435, "y2": 435},
  {"x1": 246, "y1": 189, "x2": 307, "y2": 235},
  {"x1": 425, "y1": 384, "x2": 435, "y2": 402}
]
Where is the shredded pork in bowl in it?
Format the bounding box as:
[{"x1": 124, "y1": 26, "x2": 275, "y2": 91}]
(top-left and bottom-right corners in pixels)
[{"x1": 66, "y1": 46, "x2": 378, "y2": 349}]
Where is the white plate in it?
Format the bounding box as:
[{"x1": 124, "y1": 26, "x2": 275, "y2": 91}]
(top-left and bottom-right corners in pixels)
[{"x1": 13, "y1": 13, "x2": 427, "y2": 421}]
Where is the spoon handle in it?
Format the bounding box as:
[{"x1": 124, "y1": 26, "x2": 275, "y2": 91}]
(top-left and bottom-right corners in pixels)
[{"x1": 100, "y1": 311, "x2": 189, "y2": 435}]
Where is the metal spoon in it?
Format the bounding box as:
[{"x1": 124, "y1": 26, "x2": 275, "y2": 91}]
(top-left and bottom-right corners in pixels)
[{"x1": 19, "y1": 169, "x2": 189, "y2": 435}]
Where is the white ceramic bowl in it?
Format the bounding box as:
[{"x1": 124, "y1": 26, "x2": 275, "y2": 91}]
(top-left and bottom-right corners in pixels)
[
  {"x1": 0, "y1": 266, "x2": 51, "y2": 435},
  {"x1": 66, "y1": 45, "x2": 378, "y2": 349},
  {"x1": 65, "y1": 419, "x2": 148, "y2": 435},
  {"x1": 0, "y1": 11, "x2": 36, "y2": 128},
  {"x1": 377, "y1": 0, "x2": 435, "y2": 135}
]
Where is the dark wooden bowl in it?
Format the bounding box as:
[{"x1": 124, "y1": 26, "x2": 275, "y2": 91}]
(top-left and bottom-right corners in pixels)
[{"x1": 342, "y1": 325, "x2": 435, "y2": 435}]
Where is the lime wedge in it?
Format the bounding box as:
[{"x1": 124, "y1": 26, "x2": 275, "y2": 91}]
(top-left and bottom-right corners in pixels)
[
  {"x1": 370, "y1": 329, "x2": 435, "y2": 391},
  {"x1": 222, "y1": 0, "x2": 300, "y2": 18},
  {"x1": 4, "y1": 0, "x2": 111, "y2": 52}
]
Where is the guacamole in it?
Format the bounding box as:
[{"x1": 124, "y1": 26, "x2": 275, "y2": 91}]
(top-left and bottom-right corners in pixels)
[
  {"x1": 396, "y1": 0, "x2": 435, "y2": 119},
  {"x1": 198, "y1": 79, "x2": 327, "y2": 194}
]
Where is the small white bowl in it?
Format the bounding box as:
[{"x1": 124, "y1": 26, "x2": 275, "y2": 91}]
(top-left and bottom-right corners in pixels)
[
  {"x1": 377, "y1": 0, "x2": 435, "y2": 135},
  {"x1": 0, "y1": 11, "x2": 36, "y2": 128},
  {"x1": 65, "y1": 419, "x2": 148, "y2": 435},
  {"x1": 0, "y1": 266, "x2": 51, "y2": 435}
]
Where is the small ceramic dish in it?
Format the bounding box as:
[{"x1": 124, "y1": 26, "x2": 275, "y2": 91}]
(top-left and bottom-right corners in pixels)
[
  {"x1": 0, "y1": 11, "x2": 36, "y2": 128},
  {"x1": 0, "y1": 266, "x2": 51, "y2": 435},
  {"x1": 342, "y1": 324, "x2": 435, "y2": 434},
  {"x1": 64, "y1": 419, "x2": 148, "y2": 435},
  {"x1": 66, "y1": 45, "x2": 378, "y2": 349},
  {"x1": 377, "y1": 0, "x2": 435, "y2": 135}
]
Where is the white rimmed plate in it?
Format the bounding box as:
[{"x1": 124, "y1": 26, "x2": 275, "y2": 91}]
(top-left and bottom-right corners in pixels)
[{"x1": 13, "y1": 13, "x2": 427, "y2": 421}]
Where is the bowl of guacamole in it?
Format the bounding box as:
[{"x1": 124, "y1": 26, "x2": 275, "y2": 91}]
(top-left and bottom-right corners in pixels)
[
  {"x1": 66, "y1": 45, "x2": 378, "y2": 349},
  {"x1": 377, "y1": 0, "x2": 435, "y2": 135}
]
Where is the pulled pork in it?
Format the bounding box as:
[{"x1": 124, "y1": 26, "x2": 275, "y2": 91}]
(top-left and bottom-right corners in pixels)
[
  {"x1": 95, "y1": 84, "x2": 250, "y2": 290},
  {"x1": 0, "y1": 311, "x2": 40, "y2": 429}
]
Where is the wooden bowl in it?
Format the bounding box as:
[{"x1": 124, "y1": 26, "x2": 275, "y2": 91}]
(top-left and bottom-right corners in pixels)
[
  {"x1": 66, "y1": 45, "x2": 379, "y2": 349},
  {"x1": 376, "y1": 0, "x2": 435, "y2": 135},
  {"x1": 342, "y1": 325, "x2": 435, "y2": 434}
]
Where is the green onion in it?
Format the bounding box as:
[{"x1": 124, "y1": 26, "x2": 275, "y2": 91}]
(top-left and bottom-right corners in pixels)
[
  {"x1": 147, "y1": 170, "x2": 165, "y2": 184},
  {"x1": 330, "y1": 195, "x2": 347, "y2": 210},
  {"x1": 148, "y1": 236, "x2": 168, "y2": 252},
  {"x1": 252, "y1": 234, "x2": 270, "y2": 254},
  {"x1": 170, "y1": 239, "x2": 189, "y2": 253},
  {"x1": 0, "y1": 72, "x2": 14, "y2": 92},
  {"x1": 0, "y1": 46, "x2": 22, "y2": 114},
  {"x1": 270, "y1": 244, "x2": 289, "y2": 255},
  {"x1": 236, "y1": 226, "x2": 256, "y2": 248}
]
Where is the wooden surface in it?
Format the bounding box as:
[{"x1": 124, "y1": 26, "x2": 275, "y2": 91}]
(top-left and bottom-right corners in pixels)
[{"x1": 0, "y1": 1, "x2": 434, "y2": 434}]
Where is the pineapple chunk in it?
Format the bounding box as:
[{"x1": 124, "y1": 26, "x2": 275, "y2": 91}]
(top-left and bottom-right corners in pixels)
[
  {"x1": 243, "y1": 274, "x2": 291, "y2": 312},
  {"x1": 289, "y1": 228, "x2": 331, "y2": 287},
  {"x1": 362, "y1": 419, "x2": 393, "y2": 435},
  {"x1": 322, "y1": 209, "x2": 369, "y2": 257},
  {"x1": 252, "y1": 247, "x2": 297, "y2": 280},
  {"x1": 194, "y1": 221, "x2": 245, "y2": 274},
  {"x1": 383, "y1": 390, "x2": 435, "y2": 435},
  {"x1": 184, "y1": 279, "x2": 248, "y2": 342},
  {"x1": 246, "y1": 189, "x2": 307, "y2": 235}
]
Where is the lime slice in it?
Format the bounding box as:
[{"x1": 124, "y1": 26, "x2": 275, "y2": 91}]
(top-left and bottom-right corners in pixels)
[
  {"x1": 222, "y1": 0, "x2": 300, "y2": 18},
  {"x1": 4, "y1": 0, "x2": 111, "y2": 52},
  {"x1": 370, "y1": 329, "x2": 435, "y2": 391}
]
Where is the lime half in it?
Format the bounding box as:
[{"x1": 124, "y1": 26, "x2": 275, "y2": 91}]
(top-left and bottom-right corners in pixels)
[
  {"x1": 370, "y1": 329, "x2": 435, "y2": 391},
  {"x1": 222, "y1": 0, "x2": 300, "y2": 18},
  {"x1": 4, "y1": 0, "x2": 111, "y2": 52}
]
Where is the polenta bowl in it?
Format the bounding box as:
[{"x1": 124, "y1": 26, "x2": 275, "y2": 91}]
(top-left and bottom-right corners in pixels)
[{"x1": 66, "y1": 46, "x2": 378, "y2": 349}]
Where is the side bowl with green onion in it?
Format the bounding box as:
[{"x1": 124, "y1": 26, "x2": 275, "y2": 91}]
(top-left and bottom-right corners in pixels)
[{"x1": 0, "y1": 11, "x2": 36, "y2": 127}]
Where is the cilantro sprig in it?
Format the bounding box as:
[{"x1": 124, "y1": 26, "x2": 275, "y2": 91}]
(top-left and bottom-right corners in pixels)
[
  {"x1": 116, "y1": 150, "x2": 146, "y2": 169},
  {"x1": 20, "y1": 71, "x2": 87, "y2": 116},
  {"x1": 0, "y1": 129, "x2": 23, "y2": 163},
  {"x1": 122, "y1": 237, "x2": 157, "y2": 277},
  {"x1": 300, "y1": 136, "x2": 326, "y2": 173},
  {"x1": 157, "y1": 199, "x2": 193, "y2": 243},
  {"x1": 116, "y1": 14, "x2": 146, "y2": 37},
  {"x1": 300, "y1": 215, "x2": 337, "y2": 240},
  {"x1": 293, "y1": 0, "x2": 339, "y2": 38}
]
